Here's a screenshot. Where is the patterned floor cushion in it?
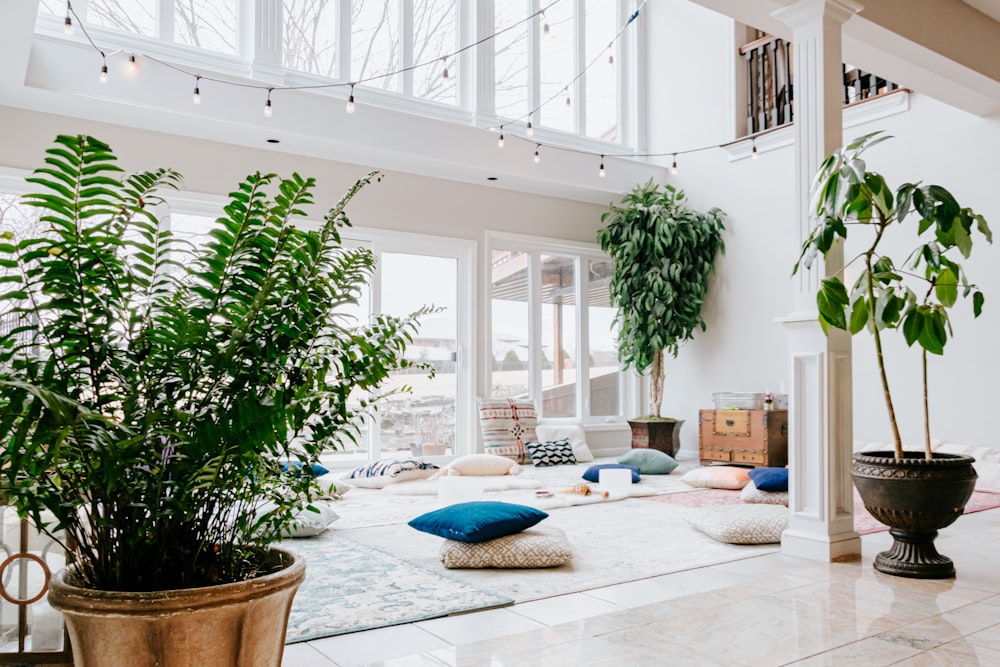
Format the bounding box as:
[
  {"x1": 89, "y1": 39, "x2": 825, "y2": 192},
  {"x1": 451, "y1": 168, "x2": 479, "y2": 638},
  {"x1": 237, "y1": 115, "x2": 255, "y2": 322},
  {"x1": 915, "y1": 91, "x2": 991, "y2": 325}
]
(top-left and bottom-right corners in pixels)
[
  {"x1": 740, "y1": 480, "x2": 789, "y2": 506},
  {"x1": 479, "y1": 398, "x2": 538, "y2": 464},
  {"x1": 440, "y1": 525, "x2": 573, "y2": 569},
  {"x1": 688, "y1": 505, "x2": 788, "y2": 544}
]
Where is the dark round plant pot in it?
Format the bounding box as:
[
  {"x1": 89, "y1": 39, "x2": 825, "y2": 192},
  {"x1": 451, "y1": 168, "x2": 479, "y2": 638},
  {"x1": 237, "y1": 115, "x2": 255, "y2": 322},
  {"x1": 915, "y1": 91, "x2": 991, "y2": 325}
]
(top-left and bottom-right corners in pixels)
[
  {"x1": 48, "y1": 547, "x2": 304, "y2": 667},
  {"x1": 852, "y1": 451, "x2": 977, "y2": 579},
  {"x1": 628, "y1": 419, "x2": 684, "y2": 457}
]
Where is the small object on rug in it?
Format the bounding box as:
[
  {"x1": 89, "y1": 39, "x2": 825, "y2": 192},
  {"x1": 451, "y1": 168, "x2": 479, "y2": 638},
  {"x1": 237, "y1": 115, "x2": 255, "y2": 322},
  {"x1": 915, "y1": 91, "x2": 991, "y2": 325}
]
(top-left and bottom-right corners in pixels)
[
  {"x1": 440, "y1": 525, "x2": 573, "y2": 569},
  {"x1": 525, "y1": 439, "x2": 577, "y2": 467},
  {"x1": 582, "y1": 463, "x2": 640, "y2": 484},
  {"x1": 408, "y1": 501, "x2": 548, "y2": 542},
  {"x1": 561, "y1": 483, "x2": 608, "y2": 497},
  {"x1": 747, "y1": 467, "x2": 789, "y2": 492},
  {"x1": 682, "y1": 466, "x2": 751, "y2": 490},
  {"x1": 284, "y1": 536, "x2": 513, "y2": 642},
  {"x1": 740, "y1": 480, "x2": 789, "y2": 506},
  {"x1": 618, "y1": 448, "x2": 679, "y2": 474},
  {"x1": 688, "y1": 505, "x2": 788, "y2": 544},
  {"x1": 435, "y1": 453, "x2": 523, "y2": 477},
  {"x1": 534, "y1": 490, "x2": 554, "y2": 498},
  {"x1": 342, "y1": 458, "x2": 440, "y2": 489}
]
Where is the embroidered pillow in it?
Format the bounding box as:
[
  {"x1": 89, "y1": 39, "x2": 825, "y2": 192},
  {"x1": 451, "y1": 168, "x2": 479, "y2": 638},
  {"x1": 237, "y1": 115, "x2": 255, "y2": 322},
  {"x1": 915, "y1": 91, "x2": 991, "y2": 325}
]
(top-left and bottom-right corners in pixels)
[
  {"x1": 342, "y1": 458, "x2": 440, "y2": 489},
  {"x1": 440, "y1": 525, "x2": 573, "y2": 568},
  {"x1": 408, "y1": 501, "x2": 548, "y2": 543},
  {"x1": 478, "y1": 398, "x2": 538, "y2": 464},
  {"x1": 525, "y1": 439, "x2": 577, "y2": 467}
]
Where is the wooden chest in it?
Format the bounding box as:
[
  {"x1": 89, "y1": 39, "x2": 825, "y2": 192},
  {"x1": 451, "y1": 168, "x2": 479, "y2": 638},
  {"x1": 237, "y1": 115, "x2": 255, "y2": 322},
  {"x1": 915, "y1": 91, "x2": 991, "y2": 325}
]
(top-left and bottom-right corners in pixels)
[{"x1": 698, "y1": 409, "x2": 788, "y2": 467}]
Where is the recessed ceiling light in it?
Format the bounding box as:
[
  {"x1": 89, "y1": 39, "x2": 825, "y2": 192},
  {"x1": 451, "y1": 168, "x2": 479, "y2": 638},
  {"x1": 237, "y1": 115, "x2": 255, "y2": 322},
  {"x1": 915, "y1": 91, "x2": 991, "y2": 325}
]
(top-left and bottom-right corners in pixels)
[
  {"x1": 266, "y1": 138, "x2": 280, "y2": 144},
  {"x1": 487, "y1": 176, "x2": 498, "y2": 181}
]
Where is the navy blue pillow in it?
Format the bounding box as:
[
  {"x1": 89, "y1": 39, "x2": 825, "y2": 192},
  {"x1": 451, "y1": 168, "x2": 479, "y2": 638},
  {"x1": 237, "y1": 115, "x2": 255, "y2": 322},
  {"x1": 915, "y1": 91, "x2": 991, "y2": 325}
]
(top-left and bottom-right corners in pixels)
[
  {"x1": 581, "y1": 463, "x2": 640, "y2": 484},
  {"x1": 408, "y1": 501, "x2": 548, "y2": 543},
  {"x1": 280, "y1": 461, "x2": 331, "y2": 478},
  {"x1": 747, "y1": 467, "x2": 789, "y2": 492}
]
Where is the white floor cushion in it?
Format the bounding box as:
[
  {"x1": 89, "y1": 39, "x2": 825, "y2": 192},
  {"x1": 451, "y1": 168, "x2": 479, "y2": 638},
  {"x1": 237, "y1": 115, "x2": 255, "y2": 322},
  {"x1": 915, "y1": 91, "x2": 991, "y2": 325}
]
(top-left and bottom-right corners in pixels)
[
  {"x1": 440, "y1": 525, "x2": 573, "y2": 569},
  {"x1": 688, "y1": 505, "x2": 788, "y2": 544}
]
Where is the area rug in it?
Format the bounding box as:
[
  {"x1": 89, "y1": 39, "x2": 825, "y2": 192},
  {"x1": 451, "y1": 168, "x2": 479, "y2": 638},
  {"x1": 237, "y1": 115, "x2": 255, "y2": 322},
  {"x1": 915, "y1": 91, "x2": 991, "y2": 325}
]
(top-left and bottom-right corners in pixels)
[
  {"x1": 282, "y1": 535, "x2": 513, "y2": 643},
  {"x1": 641, "y1": 488, "x2": 1000, "y2": 535}
]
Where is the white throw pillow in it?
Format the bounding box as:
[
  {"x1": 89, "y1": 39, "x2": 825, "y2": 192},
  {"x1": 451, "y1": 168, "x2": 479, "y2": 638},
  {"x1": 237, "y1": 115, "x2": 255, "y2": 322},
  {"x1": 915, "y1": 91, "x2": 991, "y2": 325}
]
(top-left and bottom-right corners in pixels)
[
  {"x1": 535, "y1": 421, "x2": 594, "y2": 462},
  {"x1": 437, "y1": 453, "x2": 523, "y2": 477},
  {"x1": 342, "y1": 458, "x2": 440, "y2": 489}
]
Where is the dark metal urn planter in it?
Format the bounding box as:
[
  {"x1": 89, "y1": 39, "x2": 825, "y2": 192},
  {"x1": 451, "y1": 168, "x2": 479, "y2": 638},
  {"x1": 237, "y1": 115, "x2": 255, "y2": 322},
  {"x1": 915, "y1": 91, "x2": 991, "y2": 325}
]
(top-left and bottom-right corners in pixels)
[
  {"x1": 852, "y1": 451, "x2": 977, "y2": 579},
  {"x1": 628, "y1": 419, "x2": 684, "y2": 457}
]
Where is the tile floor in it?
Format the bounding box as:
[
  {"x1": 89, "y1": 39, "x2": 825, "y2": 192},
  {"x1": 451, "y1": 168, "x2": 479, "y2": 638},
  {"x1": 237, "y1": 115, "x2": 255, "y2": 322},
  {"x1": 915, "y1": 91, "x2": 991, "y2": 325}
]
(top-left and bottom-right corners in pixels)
[{"x1": 282, "y1": 507, "x2": 1000, "y2": 666}]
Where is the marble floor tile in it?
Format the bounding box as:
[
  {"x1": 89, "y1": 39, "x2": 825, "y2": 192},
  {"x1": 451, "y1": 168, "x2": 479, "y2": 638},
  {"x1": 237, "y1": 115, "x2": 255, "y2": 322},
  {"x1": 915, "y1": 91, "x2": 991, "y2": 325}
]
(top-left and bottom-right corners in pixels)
[
  {"x1": 965, "y1": 622, "x2": 1000, "y2": 652},
  {"x1": 309, "y1": 624, "x2": 451, "y2": 667},
  {"x1": 282, "y1": 642, "x2": 339, "y2": 667},
  {"x1": 416, "y1": 607, "x2": 545, "y2": 645},
  {"x1": 891, "y1": 637, "x2": 1000, "y2": 666},
  {"x1": 784, "y1": 637, "x2": 922, "y2": 666},
  {"x1": 508, "y1": 592, "x2": 625, "y2": 626},
  {"x1": 582, "y1": 576, "x2": 699, "y2": 607}
]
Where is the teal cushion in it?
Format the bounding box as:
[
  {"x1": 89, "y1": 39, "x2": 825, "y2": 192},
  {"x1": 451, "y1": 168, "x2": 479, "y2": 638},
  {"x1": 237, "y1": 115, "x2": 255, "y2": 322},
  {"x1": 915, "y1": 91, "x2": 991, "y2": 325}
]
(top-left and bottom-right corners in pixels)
[
  {"x1": 581, "y1": 463, "x2": 640, "y2": 484},
  {"x1": 617, "y1": 449, "x2": 679, "y2": 474},
  {"x1": 408, "y1": 501, "x2": 548, "y2": 543}
]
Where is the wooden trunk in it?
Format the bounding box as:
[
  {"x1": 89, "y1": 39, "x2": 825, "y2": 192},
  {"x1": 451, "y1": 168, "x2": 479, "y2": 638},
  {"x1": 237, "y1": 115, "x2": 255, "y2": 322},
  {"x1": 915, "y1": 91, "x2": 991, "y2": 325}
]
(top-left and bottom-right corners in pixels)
[{"x1": 698, "y1": 409, "x2": 787, "y2": 467}]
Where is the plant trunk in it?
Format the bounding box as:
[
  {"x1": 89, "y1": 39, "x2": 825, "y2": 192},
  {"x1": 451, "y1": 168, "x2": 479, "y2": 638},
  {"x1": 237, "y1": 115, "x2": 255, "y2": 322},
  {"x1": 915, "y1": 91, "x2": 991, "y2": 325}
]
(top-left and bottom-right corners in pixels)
[
  {"x1": 922, "y1": 349, "x2": 932, "y2": 460},
  {"x1": 865, "y1": 248, "x2": 903, "y2": 458},
  {"x1": 649, "y1": 350, "x2": 664, "y2": 418}
]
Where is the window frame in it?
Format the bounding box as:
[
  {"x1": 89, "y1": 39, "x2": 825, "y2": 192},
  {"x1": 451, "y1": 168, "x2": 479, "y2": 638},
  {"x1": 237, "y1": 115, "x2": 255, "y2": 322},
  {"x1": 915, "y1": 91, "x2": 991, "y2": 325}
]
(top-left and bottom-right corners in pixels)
[{"x1": 485, "y1": 230, "x2": 637, "y2": 426}]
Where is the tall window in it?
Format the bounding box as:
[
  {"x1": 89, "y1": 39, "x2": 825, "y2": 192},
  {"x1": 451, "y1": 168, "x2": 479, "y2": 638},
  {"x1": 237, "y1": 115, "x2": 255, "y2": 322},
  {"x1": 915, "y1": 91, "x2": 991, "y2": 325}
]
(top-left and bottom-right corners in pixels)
[{"x1": 489, "y1": 234, "x2": 631, "y2": 423}]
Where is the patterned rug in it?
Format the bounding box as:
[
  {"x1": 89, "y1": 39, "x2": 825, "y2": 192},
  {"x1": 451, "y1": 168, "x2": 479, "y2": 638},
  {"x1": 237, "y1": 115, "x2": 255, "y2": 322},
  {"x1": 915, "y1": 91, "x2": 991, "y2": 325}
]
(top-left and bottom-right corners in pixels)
[
  {"x1": 282, "y1": 536, "x2": 513, "y2": 643},
  {"x1": 641, "y1": 488, "x2": 1000, "y2": 535}
]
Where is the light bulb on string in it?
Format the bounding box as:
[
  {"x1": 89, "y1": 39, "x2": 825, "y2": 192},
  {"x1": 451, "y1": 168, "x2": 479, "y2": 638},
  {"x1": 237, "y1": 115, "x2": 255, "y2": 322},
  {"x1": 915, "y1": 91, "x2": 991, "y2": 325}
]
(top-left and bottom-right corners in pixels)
[
  {"x1": 565, "y1": 92, "x2": 571, "y2": 107},
  {"x1": 64, "y1": 1, "x2": 73, "y2": 34},
  {"x1": 534, "y1": 145, "x2": 541, "y2": 164},
  {"x1": 264, "y1": 88, "x2": 273, "y2": 117},
  {"x1": 599, "y1": 156, "x2": 606, "y2": 178},
  {"x1": 99, "y1": 55, "x2": 108, "y2": 83},
  {"x1": 498, "y1": 127, "x2": 505, "y2": 149},
  {"x1": 608, "y1": 54, "x2": 615, "y2": 72},
  {"x1": 128, "y1": 54, "x2": 138, "y2": 73},
  {"x1": 526, "y1": 118, "x2": 533, "y2": 137},
  {"x1": 671, "y1": 154, "x2": 678, "y2": 175},
  {"x1": 751, "y1": 138, "x2": 758, "y2": 159},
  {"x1": 441, "y1": 59, "x2": 449, "y2": 80},
  {"x1": 192, "y1": 76, "x2": 201, "y2": 105},
  {"x1": 346, "y1": 84, "x2": 355, "y2": 113},
  {"x1": 542, "y1": 10, "x2": 550, "y2": 36}
]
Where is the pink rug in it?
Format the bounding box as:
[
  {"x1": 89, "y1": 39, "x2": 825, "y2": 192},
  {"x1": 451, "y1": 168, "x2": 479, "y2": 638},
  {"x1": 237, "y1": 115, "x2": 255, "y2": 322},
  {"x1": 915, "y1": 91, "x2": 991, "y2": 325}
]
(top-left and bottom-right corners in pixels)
[{"x1": 642, "y1": 489, "x2": 1000, "y2": 535}]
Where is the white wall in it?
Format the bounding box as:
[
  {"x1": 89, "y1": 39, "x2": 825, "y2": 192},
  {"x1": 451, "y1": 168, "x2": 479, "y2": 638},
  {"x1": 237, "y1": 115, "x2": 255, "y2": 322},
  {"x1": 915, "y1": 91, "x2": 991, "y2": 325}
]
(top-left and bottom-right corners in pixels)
[{"x1": 644, "y1": 2, "x2": 1000, "y2": 453}]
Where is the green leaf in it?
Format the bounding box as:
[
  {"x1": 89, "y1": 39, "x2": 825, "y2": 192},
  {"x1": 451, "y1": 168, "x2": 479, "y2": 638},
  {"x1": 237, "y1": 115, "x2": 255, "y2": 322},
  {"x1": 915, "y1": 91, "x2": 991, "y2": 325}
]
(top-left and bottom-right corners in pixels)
[
  {"x1": 902, "y1": 309, "x2": 922, "y2": 346},
  {"x1": 973, "y1": 291, "x2": 985, "y2": 317},
  {"x1": 817, "y1": 278, "x2": 849, "y2": 330},
  {"x1": 848, "y1": 296, "x2": 869, "y2": 334},
  {"x1": 934, "y1": 267, "x2": 958, "y2": 307}
]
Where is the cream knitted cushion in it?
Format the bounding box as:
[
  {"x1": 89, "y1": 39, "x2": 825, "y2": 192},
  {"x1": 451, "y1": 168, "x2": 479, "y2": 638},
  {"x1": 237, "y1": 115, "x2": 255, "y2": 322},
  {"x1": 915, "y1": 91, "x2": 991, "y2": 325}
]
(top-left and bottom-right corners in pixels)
[
  {"x1": 688, "y1": 505, "x2": 788, "y2": 544},
  {"x1": 739, "y1": 480, "x2": 789, "y2": 506},
  {"x1": 440, "y1": 525, "x2": 573, "y2": 569}
]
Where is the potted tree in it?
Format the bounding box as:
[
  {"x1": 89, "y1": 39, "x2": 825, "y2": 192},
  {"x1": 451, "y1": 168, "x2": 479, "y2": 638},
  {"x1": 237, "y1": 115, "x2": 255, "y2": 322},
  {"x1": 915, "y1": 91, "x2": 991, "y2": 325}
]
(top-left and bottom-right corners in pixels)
[
  {"x1": 598, "y1": 179, "x2": 726, "y2": 456},
  {"x1": 0, "y1": 134, "x2": 426, "y2": 665},
  {"x1": 795, "y1": 131, "x2": 992, "y2": 578}
]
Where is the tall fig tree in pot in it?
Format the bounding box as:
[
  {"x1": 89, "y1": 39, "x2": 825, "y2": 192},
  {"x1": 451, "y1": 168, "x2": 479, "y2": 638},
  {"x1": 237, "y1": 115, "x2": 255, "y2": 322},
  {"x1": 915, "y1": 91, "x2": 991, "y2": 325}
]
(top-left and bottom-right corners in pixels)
[
  {"x1": 795, "y1": 132, "x2": 992, "y2": 578},
  {"x1": 598, "y1": 179, "x2": 725, "y2": 455}
]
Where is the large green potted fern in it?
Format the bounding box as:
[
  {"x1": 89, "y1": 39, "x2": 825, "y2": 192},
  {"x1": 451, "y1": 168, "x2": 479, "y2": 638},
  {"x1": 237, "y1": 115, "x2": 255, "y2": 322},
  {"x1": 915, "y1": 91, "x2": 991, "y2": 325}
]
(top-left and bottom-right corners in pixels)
[
  {"x1": 0, "y1": 135, "x2": 425, "y2": 665},
  {"x1": 598, "y1": 179, "x2": 726, "y2": 456},
  {"x1": 795, "y1": 132, "x2": 991, "y2": 579}
]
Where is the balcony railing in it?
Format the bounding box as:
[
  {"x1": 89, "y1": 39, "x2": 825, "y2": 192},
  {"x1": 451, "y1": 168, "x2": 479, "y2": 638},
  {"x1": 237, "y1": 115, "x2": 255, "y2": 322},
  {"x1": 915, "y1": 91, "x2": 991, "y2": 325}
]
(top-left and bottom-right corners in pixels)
[{"x1": 740, "y1": 34, "x2": 900, "y2": 135}]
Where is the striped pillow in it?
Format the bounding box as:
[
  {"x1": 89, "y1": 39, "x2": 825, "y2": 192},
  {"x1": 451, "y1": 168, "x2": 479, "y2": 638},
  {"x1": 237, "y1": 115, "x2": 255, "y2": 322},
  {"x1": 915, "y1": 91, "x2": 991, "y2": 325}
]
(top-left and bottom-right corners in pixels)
[
  {"x1": 478, "y1": 399, "x2": 538, "y2": 464},
  {"x1": 343, "y1": 458, "x2": 440, "y2": 489}
]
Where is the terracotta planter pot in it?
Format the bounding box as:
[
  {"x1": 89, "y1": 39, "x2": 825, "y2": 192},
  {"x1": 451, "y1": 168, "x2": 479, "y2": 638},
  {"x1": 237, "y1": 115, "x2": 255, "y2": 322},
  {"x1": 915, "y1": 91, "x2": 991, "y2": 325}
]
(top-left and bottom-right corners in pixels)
[
  {"x1": 852, "y1": 451, "x2": 977, "y2": 579},
  {"x1": 627, "y1": 419, "x2": 684, "y2": 457},
  {"x1": 48, "y1": 547, "x2": 304, "y2": 667}
]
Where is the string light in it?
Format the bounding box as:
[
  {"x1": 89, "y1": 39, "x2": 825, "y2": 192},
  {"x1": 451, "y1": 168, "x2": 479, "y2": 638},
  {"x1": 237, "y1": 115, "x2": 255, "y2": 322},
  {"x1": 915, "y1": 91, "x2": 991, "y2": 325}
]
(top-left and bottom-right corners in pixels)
[
  {"x1": 565, "y1": 93, "x2": 571, "y2": 107},
  {"x1": 346, "y1": 84, "x2": 355, "y2": 113},
  {"x1": 608, "y1": 53, "x2": 615, "y2": 71},
  {"x1": 128, "y1": 54, "x2": 138, "y2": 73},
  {"x1": 671, "y1": 154, "x2": 678, "y2": 175},
  {"x1": 526, "y1": 118, "x2": 533, "y2": 137},
  {"x1": 534, "y1": 145, "x2": 541, "y2": 163},
  {"x1": 264, "y1": 88, "x2": 273, "y2": 117},
  {"x1": 599, "y1": 155, "x2": 606, "y2": 177},
  {"x1": 542, "y1": 10, "x2": 550, "y2": 36},
  {"x1": 192, "y1": 75, "x2": 201, "y2": 104},
  {"x1": 64, "y1": 1, "x2": 73, "y2": 34},
  {"x1": 441, "y1": 59, "x2": 449, "y2": 80},
  {"x1": 498, "y1": 128, "x2": 505, "y2": 148},
  {"x1": 99, "y1": 55, "x2": 108, "y2": 83},
  {"x1": 751, "y1": 138, "x2": 758, "y2": 159}
]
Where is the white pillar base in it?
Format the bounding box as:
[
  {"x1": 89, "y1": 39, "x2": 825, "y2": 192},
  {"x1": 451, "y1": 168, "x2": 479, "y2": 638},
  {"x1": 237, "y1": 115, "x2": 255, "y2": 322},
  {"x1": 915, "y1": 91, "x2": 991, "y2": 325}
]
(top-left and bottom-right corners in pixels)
[{"x1": 782, "y1": 528, "x2": 862, "y2": 562}]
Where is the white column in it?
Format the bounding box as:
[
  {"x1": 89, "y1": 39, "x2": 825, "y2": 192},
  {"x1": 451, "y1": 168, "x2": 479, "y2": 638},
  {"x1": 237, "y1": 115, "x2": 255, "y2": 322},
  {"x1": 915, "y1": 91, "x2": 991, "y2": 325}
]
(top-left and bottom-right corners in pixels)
[
  {"x1": 774, "y1": 0, "x2": 863, "y2": 562},
  {"x1": 251, "y1": 0, "x2": 283, "y2": 81}
]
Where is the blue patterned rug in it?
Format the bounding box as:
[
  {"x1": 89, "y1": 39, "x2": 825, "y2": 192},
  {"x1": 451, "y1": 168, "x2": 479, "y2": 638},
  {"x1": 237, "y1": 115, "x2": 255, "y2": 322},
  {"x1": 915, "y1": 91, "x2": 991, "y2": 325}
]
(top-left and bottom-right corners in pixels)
[{"x1": 282, "y1": 535, "x2": 514, "y2": 643}]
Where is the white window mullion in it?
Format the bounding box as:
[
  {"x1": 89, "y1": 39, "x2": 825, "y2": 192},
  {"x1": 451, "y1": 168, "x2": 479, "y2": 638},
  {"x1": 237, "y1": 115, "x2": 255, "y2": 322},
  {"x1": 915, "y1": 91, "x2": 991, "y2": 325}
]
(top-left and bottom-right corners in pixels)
[
  {"x1": 401, "y1": 0, "x2": 414, "y2": 94},
  {"x1": 368, "y1": 245, "x2": 385, "y2": 458},
  {"x1": 338, "y1": 0, "x2": 352, "y2": 81},
  {"x1": 528, "y1": 251, "x2": 543, "y2": 411},
  {"x1": 573, "y1": 0, "x2": 585, "y2": 134},
  {"x1": 528, "y1": 0, "x2": 540, "y2": 127},
  {"x1": 576, "y1": 255, "x2": 589, "y2": 418},
  {"x1": 158, "y1": 0, "x2": 173, "y2": 42}
]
